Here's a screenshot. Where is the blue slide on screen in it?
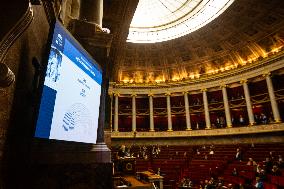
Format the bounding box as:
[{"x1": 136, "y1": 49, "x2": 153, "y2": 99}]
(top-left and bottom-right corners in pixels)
[{"x1": 35, "y1": 20, "x2": 102, "y2": 144}]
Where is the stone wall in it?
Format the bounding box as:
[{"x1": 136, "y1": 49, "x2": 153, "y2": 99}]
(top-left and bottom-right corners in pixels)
[{"x1": 0, "y1": 3, "x2": 50, "y2": 188}]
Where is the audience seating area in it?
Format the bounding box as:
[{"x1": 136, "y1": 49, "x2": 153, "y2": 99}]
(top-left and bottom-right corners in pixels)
[{"x1": 112, "y1": 143, "x2": 284, "y2": 189}]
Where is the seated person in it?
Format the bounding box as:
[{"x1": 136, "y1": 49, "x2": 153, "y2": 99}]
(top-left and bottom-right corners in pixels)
[
  {"x1": 258, "y1": 169, "x2": 267, "y2": 181},
  {"x1": 232, "y1": 168, "x2": 238, "y2": 176},
  {"x1": 247, "y1": 158, "x2": 257, "y2": 166},
  {"x1": 263, "y1": 157, "x2": 273, "y2": 173},
  {"x1": 255, "y1": 177, "x2": 264, "y2": 189},
  {"x1": 118, "y1": 145, "x2": 127, "y2": 158},
  {"x1": 271, "y1": 165, "x2": 282, "y2": 176},
  {"x1": 180, "y1": 177, "x2": 192, "y2": 188}
]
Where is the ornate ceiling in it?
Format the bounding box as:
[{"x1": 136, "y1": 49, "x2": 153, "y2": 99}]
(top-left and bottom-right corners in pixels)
[
  {"x1": 127, "y1": 0, "x2": 235, "y2": 43},
  {"x1": 59, "y1": 0, "x2": 284, "y2": 85},
  {"x1": 104, "y1": 0, "x2": 284, "y2": 85}
]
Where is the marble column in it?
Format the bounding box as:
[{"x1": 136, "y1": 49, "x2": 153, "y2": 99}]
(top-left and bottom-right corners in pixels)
[
  {"x1": 80, "y1": 0, "x2": 103, "y2": 27},
  {"x1": 202, "y1": 89, "x2": 211, "y2": 129},
  {"x1": 149, "y1": 94, "x2": 155, "y2": 131},
  {"x1": 264, "y1": 73, "x2": 281, "y2": 123},
  {"x1": 221, "y1": 85, "x2": 232, "y2": 128},
  {"x1": 241, "y1": 80, "x2": 255, "y2": 125},
  {"x1": 132, "y1": 94, "x2": 137, "y2": 132},
  {"x1": 183, "y1": 92, "x2": 192, "y2": 130},
  {"x1": 113, "y1": 93, "x2": 119, "y2": 132},
  {"x1": 166, "y1": 93, "x2": 173, "y2": 131}
]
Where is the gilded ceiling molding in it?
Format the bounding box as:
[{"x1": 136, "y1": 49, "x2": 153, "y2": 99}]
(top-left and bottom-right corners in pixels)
[
  {"x1": 109, "y1": 53, "x2": 284, "y2": 95},
  {"x1": 0, "y1": 4, "x2": 33, "y2": 62}
]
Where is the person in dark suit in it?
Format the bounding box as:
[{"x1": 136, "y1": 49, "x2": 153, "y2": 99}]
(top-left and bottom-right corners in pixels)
[{"x1": 235, "y1": 148, "x2": 243, "y2": 161}]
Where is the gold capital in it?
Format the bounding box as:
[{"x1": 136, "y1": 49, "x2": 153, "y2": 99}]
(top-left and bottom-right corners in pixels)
[
  {"x1": 262, "y1": 72, "x2": 271, "y2": 78},
  {"x1": 240, "y1": 79, "x2": 248, "y2": 84},
  {"x1": 220, "y1": 84, "x2": 228, "y2": 89},
  {"x1": 113, "y1": 92, "x2": 120, "y2": 97}
]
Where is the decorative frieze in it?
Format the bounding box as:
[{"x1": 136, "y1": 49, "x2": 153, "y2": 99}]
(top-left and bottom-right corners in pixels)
[{"x1": 109, "y1": 53, "x2": 284, "y2": 95}]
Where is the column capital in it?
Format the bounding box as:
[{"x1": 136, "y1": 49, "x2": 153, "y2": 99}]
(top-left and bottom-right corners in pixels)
[
  {"x1": 113, "y1": 92, "x2": 120, "y2": 97},
  {"x1": 131, "y1": 93, "x2": 137, "y2": 97},
  {"x1": 220, "y1": 84, "x2": 228, "y2": 89},
  {"x1": 240, "y1": 79, "x2": 248, "y2": 84},
  {"x1": 165, "y1": 92, "x2": 171, "y2": 96},
  {"x1": 182, "y1": 91, "x2": 189, "y2": 95},
  {"x1": 262, "y1": 72, "x2": 271, "y2": 78},
  {"x1": 148, "y1": 93, "x2": 154, "y2": 97},
  {"x1": 201, "y1": 88, "x2": 207, "y2": 92}
]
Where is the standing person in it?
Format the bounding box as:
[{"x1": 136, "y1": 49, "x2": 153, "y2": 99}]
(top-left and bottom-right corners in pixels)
[
  {"x1": 239, "y1": 115, "x2": 245, "y2": 125},
  {"x1": 235, "y1": 148, "x2": 243, "y2": 161}
]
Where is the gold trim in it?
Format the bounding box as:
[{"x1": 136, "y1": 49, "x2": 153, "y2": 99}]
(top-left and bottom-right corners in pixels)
[
  {"x1": 262, "y1": 72, "x2": 271, "y2": 78},
  {"x1": 111, "y1": 52, "x2": 284, "y2": 89},
  {"x1": 111, "y1": 123, "x2": 284, "y2": 138},
  {"x1": 249, "y1": 122, "x2": 255, "y2": 126},
  {"x1": 126, "y1": 162, "x2": 133, "y2": 171},
  {"x1": 114, "y1": 92, "x2": 120, "y2": 97},
  {"x1": 165, "y1": 92, "x2": 171, "y2": 96},
  {"x1": 275, "y1": 119, "x2": 282, "y2": 123},
  {"x1": 220, "y1": 84, "x2": 228, "y2": 89},
  {"x1": 240, "y1": 79, "x2": 248, "y2": 84}
]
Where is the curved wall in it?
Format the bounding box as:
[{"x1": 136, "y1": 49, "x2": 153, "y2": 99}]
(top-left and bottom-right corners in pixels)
[{"x1": 109, "y1": 52, "x2": 284, "y2": 142}]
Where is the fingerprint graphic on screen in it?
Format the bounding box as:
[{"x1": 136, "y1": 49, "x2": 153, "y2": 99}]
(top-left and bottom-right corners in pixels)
[{"x1": 62, "y1": 103, "x2": 92, "y2": 132}]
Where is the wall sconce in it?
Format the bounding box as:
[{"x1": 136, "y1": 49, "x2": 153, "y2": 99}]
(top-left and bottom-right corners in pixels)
[{"x1": 0, "y1": 63, "x2": 15, "y2": 88}]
